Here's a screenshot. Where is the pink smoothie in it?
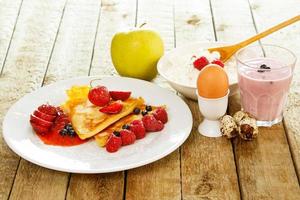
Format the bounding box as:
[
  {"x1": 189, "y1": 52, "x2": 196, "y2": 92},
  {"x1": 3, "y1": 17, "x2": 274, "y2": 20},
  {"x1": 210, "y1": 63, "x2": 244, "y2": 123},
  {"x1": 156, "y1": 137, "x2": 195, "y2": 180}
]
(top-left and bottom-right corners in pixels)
[{"x1": 238, "y1": 58, "x2": 293, "y2": 122}]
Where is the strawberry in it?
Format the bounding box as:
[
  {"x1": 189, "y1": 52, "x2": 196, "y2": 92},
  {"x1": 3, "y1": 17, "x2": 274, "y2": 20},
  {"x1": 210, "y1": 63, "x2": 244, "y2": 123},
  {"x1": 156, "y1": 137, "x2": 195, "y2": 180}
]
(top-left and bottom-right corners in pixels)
[
  {"x1": 30, "y1": 121, "x2": 49, "y2": 135},
  {"x1": 106, "y1": 134, "x2": 122, "y2": 153},
  {"x1": 38, "y1": 104, "x2": 57, "y2": 116},
  {"x1": 120, "y1": 130, "x2": 136, "y2": 145},
  {"x1": 142, "y1": 115, "x2": 164, "y2": 132},
  {"x1": 130, "y1": 120, "x2": 146, "y2": 139},
  {"x1": 99, "y1": 102, "x2": 123, "y2": 114},
  {"x1": 30, "y1": 115, "x2": 53, "y2": 128},
  {"x1": 153, "y1": 107, "x2": 168, "y2": 124},
  {"x1": 88, "y1": 86, "x2": 110, "y2": 106},
  {"x1": 109, "y1": 91, "x2": 131, "y2": 101},
  {"x1": 211, "y1": 59, "x2": 224, "y2": 67},
  {"x1": 33, "y1": 110, "x2": 56, "y2": 122},
  {"x1": 193, "y1": 56, "x2": 209, "y2": 70}
]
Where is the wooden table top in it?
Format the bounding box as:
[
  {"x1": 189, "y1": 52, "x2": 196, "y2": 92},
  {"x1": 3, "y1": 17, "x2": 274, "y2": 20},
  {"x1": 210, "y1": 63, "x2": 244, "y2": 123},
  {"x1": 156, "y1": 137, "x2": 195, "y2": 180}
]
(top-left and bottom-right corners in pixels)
[{"x1": 0, "y1": 0, "x2": 299, "y2": 199}]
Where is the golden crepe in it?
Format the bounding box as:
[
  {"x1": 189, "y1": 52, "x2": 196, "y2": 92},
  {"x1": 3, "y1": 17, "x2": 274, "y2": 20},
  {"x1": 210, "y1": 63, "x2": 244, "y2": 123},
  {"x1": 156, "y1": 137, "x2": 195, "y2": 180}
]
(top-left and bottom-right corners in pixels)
[{"x1": 70, "y1": 97, "x2": 144, "y2": 139}]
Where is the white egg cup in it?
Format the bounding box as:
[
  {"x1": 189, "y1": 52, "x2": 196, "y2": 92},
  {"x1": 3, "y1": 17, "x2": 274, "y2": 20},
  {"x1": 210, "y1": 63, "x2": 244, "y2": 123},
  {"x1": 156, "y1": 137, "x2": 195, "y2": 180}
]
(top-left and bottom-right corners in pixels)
[{"x1": 197, "y1": 90, "x2": 229, "y2": 137}]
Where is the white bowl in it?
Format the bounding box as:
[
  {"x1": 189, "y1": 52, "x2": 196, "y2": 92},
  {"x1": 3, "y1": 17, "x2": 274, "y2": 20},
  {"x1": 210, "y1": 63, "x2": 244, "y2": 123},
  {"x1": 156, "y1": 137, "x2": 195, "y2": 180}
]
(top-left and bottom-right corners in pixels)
[{"x1": 157, "y1": 41, "x2": 238, "y2": 100}]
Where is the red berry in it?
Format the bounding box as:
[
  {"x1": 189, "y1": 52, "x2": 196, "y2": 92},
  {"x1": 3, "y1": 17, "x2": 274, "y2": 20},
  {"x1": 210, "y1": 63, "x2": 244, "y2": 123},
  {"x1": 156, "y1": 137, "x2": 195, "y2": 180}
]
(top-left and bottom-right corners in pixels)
[
  {"x1": 130, "y1": 120, "x2": 146, "y2": 139},
  {"x1": 211, "y1": 59, "x2": 224, "y2": 67},
  {"x1": 142, "y1": 115, "x2": 164, "y2": 132},
  {"x1": 109, "y1": 91, "x2": 131, "y2": 101},
  {"x1": 153, "y1": 107, "x2": 168, "y2": 124},
  {"x1": 120, "y1": 130, "x2": 136, "y2": 145},
  {"x1": 30, "y1": 115, "x2": 53, "y2": 128},
  {"x1": 99, "y1": 102, "x2": 123, "y2": 114},
  {"x1": 193, "y1": 56, "x2": 209, "y2": 70},
  {"x1": 106, "y1": 134, "x2": 122, "y2": 153},
  {"x1": 33, "y1": 110, "x2": 56, "y2": 122},
  {"x1": 88, "y1": 86, "x2": 110, "y2": 106},
  {"x1": 30, "y1": 121, "x2": 49, "y2": 135},
  {"x1": 38, "y1": 104, "x2": 57, "y2": 116}
]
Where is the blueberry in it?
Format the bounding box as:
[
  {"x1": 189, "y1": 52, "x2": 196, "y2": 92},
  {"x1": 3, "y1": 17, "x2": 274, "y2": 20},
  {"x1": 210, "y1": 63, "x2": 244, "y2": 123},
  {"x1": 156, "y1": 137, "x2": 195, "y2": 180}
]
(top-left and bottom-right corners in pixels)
[
  {"x1": 145, "y1": 105, "x2": 152, "y2": 111},
  {"x1": 133, "y1": 107, "x2": 141, "y2": 115},
  {"x1": 68, "y1": 130, "x2": 76, "y2": 137},
  {"x1": 141, "y1": 110, "x2": 148, "y2": 116},
  {"x1": 60, "y1": 129, "x2": 68, "y2": 136},
  {"x1": 113, "y1": 131, "x2": 120, "y2": 137},
  {"x1": 122, "y1": 124, "x2": 130, "y2": 130}
]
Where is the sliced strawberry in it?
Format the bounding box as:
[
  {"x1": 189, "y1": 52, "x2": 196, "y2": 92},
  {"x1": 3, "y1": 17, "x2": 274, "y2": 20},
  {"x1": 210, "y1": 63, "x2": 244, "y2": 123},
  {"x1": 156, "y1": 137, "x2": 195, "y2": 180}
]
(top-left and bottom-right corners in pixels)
[
  {"x1": 99, "y1": 102, "x2": 123, "y2": 114},
  {"x1": 106, "y1": 134, "x2": 122, "y2": 153},
  {"x1": 38, "y1": 104, "x2": 57, "y2": 116},
  {"x1": 120, "y1": 130, "x2": 136, "y2": 145},
  {"x1": 30, "y1": 121, "x2": 49, "y2": 135},
  {"x1": 88, "y1": 86, "x2": 110, "y2": 106},
  {"x1": 130, "y1": 120, "x2": 146, "y2": 139},
  {"x1": 33, "y1": 110, "x2": 56, "y2": 122},
  {"x1": 30, "y1": 115, "x2": 53, "y2": 128},
  {"x1": 211, "y1": 59, "x2": 224, "y2": 67},
  {"x1": 109, "y1": 91, "x2": 131, "y2": 101},
  {"x1": 153, "y1": 107, "x2": 168, "y2": 124},
  {"x1": 193, "y1": 56, "x2": 209, "y2": 70},
  {"x1": 142, "y1": 115, "x2": 164, "y2": 132}
]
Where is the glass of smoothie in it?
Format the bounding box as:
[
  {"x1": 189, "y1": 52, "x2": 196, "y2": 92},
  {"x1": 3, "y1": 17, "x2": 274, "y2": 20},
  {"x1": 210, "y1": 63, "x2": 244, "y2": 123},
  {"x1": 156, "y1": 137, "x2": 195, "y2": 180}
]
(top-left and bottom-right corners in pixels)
[{"x1": 235, "y1": 44, "x2": 296, "y2": 126}]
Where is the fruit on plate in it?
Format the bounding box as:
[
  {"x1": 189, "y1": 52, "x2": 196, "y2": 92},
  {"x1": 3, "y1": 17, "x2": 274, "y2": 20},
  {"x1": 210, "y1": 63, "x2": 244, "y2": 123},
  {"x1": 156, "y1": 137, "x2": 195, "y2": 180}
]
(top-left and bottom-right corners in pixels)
[
  {"x1": 106, "y1": 133, "x2": 122, "y2": 153},
  {"x1": 99, "y1": 102, "x2": 123, "y2": 114},
  {"x1": 197, "y1": 64, "x2": 229, "y2": 98},
  {"x1": 142, "y1": 115, "x2": 164, "y2": 132},
  {"x1": 109, "y1": 91, "x2": 131, "y2": 101},
  {"x1": 120, "y1": 129, "x2": 136, "y2": 145},
  {"x1": 130, "y1": 120, "x2": 146, "y2": 139},
  {"x1": 111, "y1": 28, "x2": 164, "y2": 81},
  {"x1": 88, "y1": 85, "x2": 110, "y2": 106}
]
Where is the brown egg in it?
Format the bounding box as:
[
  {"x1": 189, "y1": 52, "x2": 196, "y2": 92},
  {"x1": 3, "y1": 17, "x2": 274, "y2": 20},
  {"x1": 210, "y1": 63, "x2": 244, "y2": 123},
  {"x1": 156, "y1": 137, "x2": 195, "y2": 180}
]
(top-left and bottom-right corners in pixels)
[{"x1": 197, "y1": 64, "x2": 229, "y2": 98}]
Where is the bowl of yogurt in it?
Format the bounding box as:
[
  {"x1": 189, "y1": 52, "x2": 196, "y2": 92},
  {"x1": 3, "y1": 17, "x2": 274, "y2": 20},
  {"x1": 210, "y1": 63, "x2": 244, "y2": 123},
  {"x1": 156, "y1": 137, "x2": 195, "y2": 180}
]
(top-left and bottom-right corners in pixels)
[{"x1": 157, "y1": 42, "x2": 238, "y2": 100}]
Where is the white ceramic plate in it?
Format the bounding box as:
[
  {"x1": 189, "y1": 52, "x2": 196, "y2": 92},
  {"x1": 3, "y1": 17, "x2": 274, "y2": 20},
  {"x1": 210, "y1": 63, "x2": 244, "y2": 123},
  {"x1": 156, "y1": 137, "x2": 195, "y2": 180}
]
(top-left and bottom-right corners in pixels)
[
  {"x1": 3, "y1": 76, "x2": 192, "y2": 173},
  {"x1": 158, "y1": 41, "x2": 238, "y2": 100}
]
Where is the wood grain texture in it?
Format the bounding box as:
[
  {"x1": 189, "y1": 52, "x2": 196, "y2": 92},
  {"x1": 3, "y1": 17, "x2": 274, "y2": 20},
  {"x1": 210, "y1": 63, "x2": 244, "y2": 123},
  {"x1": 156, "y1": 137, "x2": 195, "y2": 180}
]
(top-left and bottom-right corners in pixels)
[
  {"x1": 9, "y1": 0, "x2": 101, "y2": 200},
  {"x1": 67, "y1": 1, "x2": 137, "y2": 199},
  {"x1": 0, "y1": 0, "x2": 66, "y2": 199},
  {"x1": 0, "y1": 0, "x2": 22, "y2": 73},
  {"x1": 248, "y1": 0, "x2": 300, "y2": 178},
  {"x1": 125, "y1": 1, "x2": 181, "y2": 200},
  {"x1": 174, "y1": 1, "x2": 240, "y2": 199}
]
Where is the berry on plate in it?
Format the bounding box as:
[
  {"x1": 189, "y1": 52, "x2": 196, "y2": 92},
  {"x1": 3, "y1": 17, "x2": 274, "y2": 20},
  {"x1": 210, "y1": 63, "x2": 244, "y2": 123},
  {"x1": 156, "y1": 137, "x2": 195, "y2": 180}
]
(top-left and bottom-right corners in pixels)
[
  {"x1": 130, "y1": 120, "x2": 146, "y2": 139},
  {"x1": 33, "y1": 110, "x2": 56, "y2": 122},
  {"x1": 193, "y1": 56, "x2": 209, "y2": 71},
  {"x1": 211, "y1": 59, "x2": 224, "y2": 67},
  {"x1": 109, "y1": 91, "x2": 131, "y2": 101},
  {"x1": 120, "y1": 129, "x2": 136, "y2": 145},
  {"x1": 153, "y1": 107, "x2": 168, "y2": 124},
  {"x1": 30, "y1": 115, "x2": 53, "y2": 128},
  {"x1": 142, "y1": 115, "x2": 164, "y2": 132},
  {"x1": 38, "y1": 104, "x2": 58, "y2": 116},
  {"x1": 30, "y1": 121, "x2": 49, "y2": 135},
  {"x1": 99, "y1": 102, "x2": 123, "y2": 114},
  {"x1": 88, "y1": 86, "x2": 110, "y2": 106},
  {"x1": 106, "y1": 134, "x2": 122, "y2": 153}
]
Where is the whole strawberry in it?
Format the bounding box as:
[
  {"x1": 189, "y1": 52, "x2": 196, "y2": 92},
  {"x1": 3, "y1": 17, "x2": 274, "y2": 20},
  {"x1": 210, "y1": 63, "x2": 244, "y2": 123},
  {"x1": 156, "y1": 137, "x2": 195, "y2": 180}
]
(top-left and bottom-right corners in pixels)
[
  {"x1": 142, "y1": 115, "x2": 164, "y2": 132},
  {"x1": 130, "y1": 120, "x2": 146, "y2": 139},
  {"x1": 153, "y1": 107, "x2": 168, "y2": 124},
  {"x1": 88, "y1": 86, "x2": 110, "y2": 106},
  {"x1": 120, "y1": 129, "x2": 136, "y2": 145},
  {"x1": 106, "y1": 134, "x2": 122, "y2": 153}
]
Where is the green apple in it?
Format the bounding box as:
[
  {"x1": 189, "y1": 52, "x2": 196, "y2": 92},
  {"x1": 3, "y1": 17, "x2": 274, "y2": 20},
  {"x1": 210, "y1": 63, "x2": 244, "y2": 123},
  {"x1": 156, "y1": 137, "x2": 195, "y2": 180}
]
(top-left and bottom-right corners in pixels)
[{"x1": 111, "y1": 28, "x2": 164, "y2": 81}]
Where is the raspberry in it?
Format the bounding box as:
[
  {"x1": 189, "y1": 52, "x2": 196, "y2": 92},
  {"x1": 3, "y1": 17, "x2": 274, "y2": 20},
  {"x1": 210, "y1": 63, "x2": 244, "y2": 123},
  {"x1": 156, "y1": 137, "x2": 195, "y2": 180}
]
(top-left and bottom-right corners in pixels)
[
  {"x1": 99, "y1": 102, "x2": 123, "y2": 114},
  {"x1": 109, "y1": 91, "x2": 131, "y2": 101},
  {"x1": 211, "y1": 59, "x2": 224, "y2": 67},
  {"x1": 106, "y1": 134, "x2": 122, "y2": 153},
  {"x1": 142, "y1": 115, "x2": 164, "y2": 132},
  {"x1": 193, "y1": 56, "x2": 209, "y2": 70},
  {"x1": 88, "y1": 86, "x2": 110, "y2": 106},
  {"x1": 153, "y1": 107, "x2": 168, "y2": 124},
  {"x1": 120, "y1": 130, "x2": 136, "y2": 145},
  {"x1": 130, "y1": 120, "x2": 146, "y2": 139}
]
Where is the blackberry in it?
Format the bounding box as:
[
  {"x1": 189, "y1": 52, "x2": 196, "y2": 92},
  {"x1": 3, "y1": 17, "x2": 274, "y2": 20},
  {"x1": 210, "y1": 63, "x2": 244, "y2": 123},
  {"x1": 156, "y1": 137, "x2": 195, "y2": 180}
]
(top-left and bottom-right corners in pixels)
[
  {"x1": 113, "y1": 131, "x2": 120, "y2": 137},
  {"x1": 145, "y1": 105, "x2": 152, "y2": 111},
  {"x1": 141, "y1": 110, "x2": 148, "y2": 116},
  {"x1": 133, "y1": 107, "x2": 141, "y2": 115}
]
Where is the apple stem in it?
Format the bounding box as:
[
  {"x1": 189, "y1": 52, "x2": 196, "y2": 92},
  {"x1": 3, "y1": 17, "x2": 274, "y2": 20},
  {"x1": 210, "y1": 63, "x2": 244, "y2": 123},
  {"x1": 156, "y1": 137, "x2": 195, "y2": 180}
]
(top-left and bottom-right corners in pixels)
[
  {"x1": 89, "y1": 78, "x2": 102, "y2": 88},
  {"x1": 139, "y1": 23, "x2": 147, "y2": 28}
]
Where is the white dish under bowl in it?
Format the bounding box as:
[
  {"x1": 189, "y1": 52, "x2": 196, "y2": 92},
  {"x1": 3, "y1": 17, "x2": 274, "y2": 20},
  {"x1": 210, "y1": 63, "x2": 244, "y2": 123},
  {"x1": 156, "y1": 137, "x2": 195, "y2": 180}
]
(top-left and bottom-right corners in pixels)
[{"x1": 157, "y1": 41, "x2": 238, "y2": 100}]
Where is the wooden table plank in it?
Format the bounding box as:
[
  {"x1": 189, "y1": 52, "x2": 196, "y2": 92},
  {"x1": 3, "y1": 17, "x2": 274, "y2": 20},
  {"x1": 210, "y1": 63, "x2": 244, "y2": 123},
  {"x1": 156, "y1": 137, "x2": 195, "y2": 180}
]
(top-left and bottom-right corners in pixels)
[
  {"x1": 9, "y1": 0, "x2": 101, "y2": 199},
  {"x1": 0, "y1": 0, "x2": 22, "y2": 74},
  {"x1": 174, "y1": 1, "x2": 240, "y2": 199},
  {"x1": 67, "y1": 1, "x2": 137, "y2": 199},
  {"x1": 0, "y1": 0, "x2": 66, "y2": 199},
  {"x1": 248, "y1": 0, "x2": 300, "y2": 179},
  {"x1": 211, "y1": 0, "x2": 300, "y2": 198},
  {"x1": 125, "y1": 1, "x2": 181, "y2": 200}
]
